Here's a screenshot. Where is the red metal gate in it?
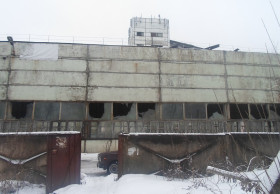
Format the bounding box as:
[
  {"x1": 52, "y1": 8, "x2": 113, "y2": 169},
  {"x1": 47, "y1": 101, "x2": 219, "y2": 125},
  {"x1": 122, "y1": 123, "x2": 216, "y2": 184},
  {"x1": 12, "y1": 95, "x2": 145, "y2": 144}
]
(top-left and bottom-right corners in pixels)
[{"x1": 47, "y1": 133, "x2": 81, "y2": 193}]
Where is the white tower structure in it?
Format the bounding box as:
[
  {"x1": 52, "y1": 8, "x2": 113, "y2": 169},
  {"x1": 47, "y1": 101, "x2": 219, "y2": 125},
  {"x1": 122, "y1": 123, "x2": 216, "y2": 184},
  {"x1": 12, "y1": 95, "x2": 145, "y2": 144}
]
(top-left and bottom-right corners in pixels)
[{"x1": 128, "y1": 16, "x2": 170, "y2": 47}]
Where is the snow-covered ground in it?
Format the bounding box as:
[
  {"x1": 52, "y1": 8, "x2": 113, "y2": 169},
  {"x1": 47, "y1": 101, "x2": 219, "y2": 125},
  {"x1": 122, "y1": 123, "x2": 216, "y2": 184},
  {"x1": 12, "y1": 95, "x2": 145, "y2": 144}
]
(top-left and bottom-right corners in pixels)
[{"x1": 1, "y1": 153, "x2": 278, "y2": 194}]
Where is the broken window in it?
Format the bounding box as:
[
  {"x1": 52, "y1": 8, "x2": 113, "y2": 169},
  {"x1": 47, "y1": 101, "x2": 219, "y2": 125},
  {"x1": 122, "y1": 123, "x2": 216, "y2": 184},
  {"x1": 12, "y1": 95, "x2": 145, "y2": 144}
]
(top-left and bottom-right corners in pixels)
[
  {"x1": 162, "y1": 103, "x2": 183, "y2": 120},
  {"x1": 250, "y1": 104, "x2": 268, "y2": 119},
  {"x1": 61, "y1": 102, "x2": 85, "y2": 120},
  {"x1": 0, "y1": 102, "x2": 5, "y2": 119},
  {"x1": 137, "y1": 32, "x2": 144, "y2": 36},
  {"x1": 89, "y1": 103, "x2": 111, "y2": 120},
  {"x1": 207, "y1": 104, "x2": 224, "y2": 119},
  {"x1": 113, "y1": 103, "x2": 136, "y2": 120},
  {"x1": 34, "y1": 102, "x2": 60, "y2": 120},
  {"x1": 230, "y1": 104, "x2": 249, "y2": 119},
  {"x1": 8, "y1": 101, "x2": 33, "y2": 119},
  {"x1": 137, "y1": 103, "x2": 156, "y2": 120},
  {"x1": 151, "y1": 32, "x2": 163, "y2": 37},
  {"x1": 269, "y1": 104, "x2": 280, "y2": 119},
  {"x1": 185, "y1": 103, "x2": 206, "y2": 119}
]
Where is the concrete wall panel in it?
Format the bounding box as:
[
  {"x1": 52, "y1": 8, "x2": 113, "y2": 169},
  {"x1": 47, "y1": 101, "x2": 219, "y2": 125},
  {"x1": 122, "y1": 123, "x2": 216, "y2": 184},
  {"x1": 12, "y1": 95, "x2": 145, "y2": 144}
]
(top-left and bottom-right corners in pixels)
[
  {"x1": 0, "y1": 43, "x2": 11, "y2": 56},
  {"x1": 0, "y1": 86, "x2": 6, "y2": 100},
  {"x1": 0, "y1": 58, "x2": 9, "y2": 70},
  {"x1": 11, "y1": 58, "x2": 86, "y2": 72},
  {"x1": 161, "y1": 89, "x2": 227, "y2": 102},
  {"x1": 160, "y1": 48, "x2": 224, "y2": 63},
  {"x1": 82, "y1": 140, "x2": 118, "y2": 153},
  {"x1": 226, "y1": 64, "x2": 280, "y2": 77},
  {"x1": 228, "y1": 90, "x2": 279, "y2": 103},
  {"x1": 161, "y1": 62, "x2": 224, "y2": 75},
  {"x1": 89, "y1": 60, "x2": 159, "y2": 74},
  {"x1": 225, "y1": 51, "x2": 280, "y2": 65},
  {"x1": 89, "y1": 73, "x2": 159, "y2": 87},
  {"x1": 88, "y1": 87, "x2": 159, "y2": 102},
  {"x1": 10, "y1": 71, "x2": 87, "y2": 86},
  {"x1": 0, "y1": 71, "x2": 8, "y2": 84},
  {"x1": 58, "y1": 44, "x2": 87, "y2": 58},
  {"x1": 228, "y1": 77, "x2": 275, "y2": 90},
  {"x1": 161, "y1": 75, "x2": 225, "y2": 89},
  {"x1": 8, "y1": 86, "x2": 86, "y2": 101},
  {"x1": 89, "y1": 45, "x2": 159, "y2": 60}
]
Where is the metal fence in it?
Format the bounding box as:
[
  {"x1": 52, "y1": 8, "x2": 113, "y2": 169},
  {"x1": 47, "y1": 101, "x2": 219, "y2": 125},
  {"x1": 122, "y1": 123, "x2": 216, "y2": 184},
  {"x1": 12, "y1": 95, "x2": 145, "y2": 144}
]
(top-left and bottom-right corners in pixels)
[{"x1": 0, "y1": 120, "x2": 279, "y2": 139}]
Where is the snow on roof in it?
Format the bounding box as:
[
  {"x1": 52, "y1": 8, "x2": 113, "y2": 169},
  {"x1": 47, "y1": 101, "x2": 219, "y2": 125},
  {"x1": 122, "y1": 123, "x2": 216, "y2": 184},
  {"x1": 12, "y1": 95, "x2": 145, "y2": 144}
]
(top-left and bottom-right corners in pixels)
[
  {"x1": 124, "y1": 132, "x2": 280, "y2": 136},
  {"x1": 0, "y1": 131, "x2": 80, "y2": 136}
]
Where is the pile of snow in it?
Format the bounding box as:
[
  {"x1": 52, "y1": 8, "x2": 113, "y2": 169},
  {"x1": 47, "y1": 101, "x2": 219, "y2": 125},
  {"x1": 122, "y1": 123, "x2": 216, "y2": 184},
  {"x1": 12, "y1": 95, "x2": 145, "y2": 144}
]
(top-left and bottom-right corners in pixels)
[{"x1": 1, "y1": 153, "x2": 279, "y2": 194}]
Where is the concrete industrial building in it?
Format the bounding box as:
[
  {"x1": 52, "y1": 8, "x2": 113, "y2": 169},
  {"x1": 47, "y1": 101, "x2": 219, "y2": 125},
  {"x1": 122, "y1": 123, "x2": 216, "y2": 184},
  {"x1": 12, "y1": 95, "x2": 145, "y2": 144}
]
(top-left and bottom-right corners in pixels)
[
  {"x1": 128, "y1": 17, "x2": 170, "y2": 47},
  {"x1": 0, "y1": 41, "x2": 280, "y2": 152}
]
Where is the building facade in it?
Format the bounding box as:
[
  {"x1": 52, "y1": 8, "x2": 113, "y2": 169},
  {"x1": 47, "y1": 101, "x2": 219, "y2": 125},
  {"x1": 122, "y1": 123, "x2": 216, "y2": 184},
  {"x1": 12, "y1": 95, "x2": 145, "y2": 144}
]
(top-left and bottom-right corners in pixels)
[
  {"x1": 128, "y1": 17, "x2": 170, "y2": 47},
  {"x1": 0, "y1": 41, "x2": 280, "y2": 152}
]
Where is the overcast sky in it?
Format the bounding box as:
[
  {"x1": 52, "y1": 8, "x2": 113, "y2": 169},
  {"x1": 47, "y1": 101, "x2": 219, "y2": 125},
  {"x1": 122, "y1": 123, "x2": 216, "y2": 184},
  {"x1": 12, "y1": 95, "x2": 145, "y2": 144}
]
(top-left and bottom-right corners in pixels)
[{"x1": 1, "y1": 0, "x2": 280, "y2": 53}]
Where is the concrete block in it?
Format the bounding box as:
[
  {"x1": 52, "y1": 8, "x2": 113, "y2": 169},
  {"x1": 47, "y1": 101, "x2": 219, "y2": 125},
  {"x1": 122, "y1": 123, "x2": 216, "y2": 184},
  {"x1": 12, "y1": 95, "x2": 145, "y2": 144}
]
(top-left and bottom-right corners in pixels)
[
  {"x1": 226, "y1": 64, "x2": 279, "y2": 77},
  {"x1": 88, "y1": 87, "x2": 159, "y2": 102},
  {"x1": 89, "y1": 60, "x2": 159, "y2": 74},
  {"x1": 161, "y1": 88, "x2": 227, "y2": 102},
  {"x1": 89, "y1": 73, "x2": 159, "y2": 87},
  {"x1": 228, "y1": 77, "x2": 275, "y2": 90},
  {"x1": 0, "y1": 42, "x2": 12, "y2": 56},
  {"x1": 225, "y1": 51, "x2": 280, "y2": 65},
  {"x1": 161, "y1": 62, "x2": 224, "y2": 75},
  {"x1": 89, "y1": 45, "x2": 159, "y2": 60},
  {"x1": 9, "y1": 71, "x2": 87, "y2": 86},
  {"x1": 161, "y1": 75, "x2": 225, "y2": 89},
  {"x1": 11, "y1": 58, "x2": 86, "y2": 72},
  {"x1": 0, "y1": 58, "x2": 9, "y2": 70},
  {"x1": 8, "y1": 86, "x2": 86, "y2": 101},
  {"x1": 0, "y1": 71, "x2": 8, "y2": 84},
  {"x1": 0, "y1": 86, "x2": 6, "y2": 100},
  {"x1": 160, "y1": 48, "x2": 224, "y2": 63},
  {"x1": 58, "y1": 44, "x2": 87, "y2": 58},
  {"x1": 228, "y1": 90, "x2": 279, "y2": 103}
]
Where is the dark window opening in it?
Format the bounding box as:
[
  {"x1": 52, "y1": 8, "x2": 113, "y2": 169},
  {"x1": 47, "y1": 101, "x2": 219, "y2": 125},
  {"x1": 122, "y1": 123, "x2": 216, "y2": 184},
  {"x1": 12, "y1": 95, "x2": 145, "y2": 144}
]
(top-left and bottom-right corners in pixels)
[
  {"x1": 61, "y1": 102, "x2": 85, "y2": 120},
  {"x1": 185, "y1": 103, "x2": 206, "y2": 119},
  {"x1": 138, "y1": 103, "x2": 155, "y2": 119},
  {"x1": 137, "y1": 32, "x2": 144, "y2": 36},
  {"x1": 34, "y1": 102, "x2": 59, "y2": 120},
  {"x1": 11, "y1": 101, "x2": 33, "y2": 119},
  {"x1": 0, "y1": 102, "x2": 5, "y2": 119},
  {"x1": 151, "y1": 32, "x2": 163, "y2": 37},
  {"x1": 89, "y1": 103, "x2": 104, "y2": 118},
  {"x1": 250, "y1": 104, "x2": 268, "y2": 119},
  {"x1": 230, "y1": 104, "x2": 249, "y2": 119},
  {"x1": 207, "y1": 104, "x2": 224, "y2": 119},
  {"x1": 269, "y1": 104, "x2": 280, "y2": 119},
  {"x1": 162, "y1": 103, "x2": 183, "y2": 120},
  {"x1": 113, "y1": 103, "x2": 133, "y2": 117}
]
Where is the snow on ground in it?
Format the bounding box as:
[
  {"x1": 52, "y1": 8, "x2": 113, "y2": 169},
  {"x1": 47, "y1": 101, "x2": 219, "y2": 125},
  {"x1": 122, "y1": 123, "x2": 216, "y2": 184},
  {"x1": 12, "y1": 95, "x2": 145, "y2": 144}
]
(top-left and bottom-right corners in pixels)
[
  {"x1": 54, "y1": 173, "x2": 249, "y2": 194},
  {"x1": 0, "y1": 153, "x2": 276, "y2": 194}
]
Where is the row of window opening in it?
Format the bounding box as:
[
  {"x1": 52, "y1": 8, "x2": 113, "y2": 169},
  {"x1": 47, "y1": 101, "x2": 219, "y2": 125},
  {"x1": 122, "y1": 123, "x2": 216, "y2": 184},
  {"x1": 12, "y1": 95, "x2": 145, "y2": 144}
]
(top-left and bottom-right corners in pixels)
[
  {"x1": 136, "y1": 32, "x2": 163, "y2": 37},
  {"x1": 0, "y1": 101, "x2": 279, "y2": 121}
]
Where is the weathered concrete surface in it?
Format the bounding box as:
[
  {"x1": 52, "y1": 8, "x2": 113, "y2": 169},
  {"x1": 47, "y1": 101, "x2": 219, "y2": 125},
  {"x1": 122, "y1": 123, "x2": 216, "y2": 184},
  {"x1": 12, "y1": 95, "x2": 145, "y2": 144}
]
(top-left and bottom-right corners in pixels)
[
  {"x1": 8, "y1": 86, "x2": 86, "y2": 101},
  {"x1": 81, "y1": 140, "x2": 118, "y2": 153},
  {"x1": 118, "y1": 133, "x2": 280, "y2": 177},
  {"x1": 0, "y1": 42, "x2": 279, "y2": 103}
]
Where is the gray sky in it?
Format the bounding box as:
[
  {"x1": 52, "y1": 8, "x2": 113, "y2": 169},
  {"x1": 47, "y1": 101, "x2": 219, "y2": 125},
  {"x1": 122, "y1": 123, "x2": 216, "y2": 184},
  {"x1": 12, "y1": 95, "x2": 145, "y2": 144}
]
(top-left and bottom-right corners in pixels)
[{"x1": 1, "y1": 0, "x2": 280, "y2": 53}]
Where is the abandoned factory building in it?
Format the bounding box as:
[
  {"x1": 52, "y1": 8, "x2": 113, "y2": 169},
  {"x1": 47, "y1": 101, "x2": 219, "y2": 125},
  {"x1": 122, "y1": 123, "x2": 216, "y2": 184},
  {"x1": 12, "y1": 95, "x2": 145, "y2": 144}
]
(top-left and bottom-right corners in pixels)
[{"x1": 0, "y1": 41, "x2": 280, "y2": 152}]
